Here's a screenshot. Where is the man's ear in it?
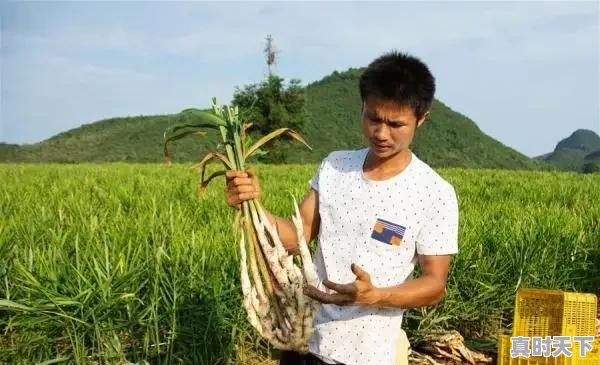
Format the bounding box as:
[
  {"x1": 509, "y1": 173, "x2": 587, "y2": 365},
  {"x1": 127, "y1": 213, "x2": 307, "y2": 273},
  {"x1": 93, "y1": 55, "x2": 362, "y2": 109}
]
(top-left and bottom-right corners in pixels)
[{"x1": 416, "y1": 111, "x2": 430, "y2": 128}]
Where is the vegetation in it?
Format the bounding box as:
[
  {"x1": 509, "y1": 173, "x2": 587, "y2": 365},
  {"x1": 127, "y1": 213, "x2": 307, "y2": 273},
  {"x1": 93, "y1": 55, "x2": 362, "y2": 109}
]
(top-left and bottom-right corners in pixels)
[
  {"x1": 229, "y1": 35, "x2": 308, "y2": 164},
  {"x1": 164, "y1": 100, "x2": 318, "y2": 351},
  {"x1": 582, "y1": 147, "x2": 600, "y2": 173},
  {"x1": 582, "y1": 160, "x2": 600, "y2": 174},
  {"x1": 232, "y1": 75, "x2": 307, "y2": 163},
  {"x1": 1, "y1": 163, "x2": 598, "y2": 364},
  {"x1": 233, "y1": 76, "x2": 306, "y2": 135},
  {"x1": 537, "y1": 129, "x2": 600, "y2": 172},
  {"x1": 0, "y1": 69, "x2": 548, "y2": 170}
]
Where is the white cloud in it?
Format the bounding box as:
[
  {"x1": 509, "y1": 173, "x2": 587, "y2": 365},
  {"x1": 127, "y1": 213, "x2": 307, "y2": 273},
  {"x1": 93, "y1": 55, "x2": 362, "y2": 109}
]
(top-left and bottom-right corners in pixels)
[
  {"x1": 1, "y1": 1, "x2": 598, "y2": 156},
  {"x1": 2, "y1": 51, "x2": 235, "y2": 143}
]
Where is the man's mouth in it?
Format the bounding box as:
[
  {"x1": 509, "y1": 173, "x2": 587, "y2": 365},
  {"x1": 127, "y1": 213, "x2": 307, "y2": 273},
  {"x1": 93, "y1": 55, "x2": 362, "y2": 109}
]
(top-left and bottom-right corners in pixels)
[{"x1": 373, "y1": 142, "x2": 391, "y2": 149}]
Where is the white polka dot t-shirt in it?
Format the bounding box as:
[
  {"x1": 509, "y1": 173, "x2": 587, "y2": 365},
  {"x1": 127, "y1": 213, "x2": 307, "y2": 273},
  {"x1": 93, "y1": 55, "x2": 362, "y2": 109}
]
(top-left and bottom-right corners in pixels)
[{"x1": 306, "y1": 148, "x2": 459, "y2": 365}]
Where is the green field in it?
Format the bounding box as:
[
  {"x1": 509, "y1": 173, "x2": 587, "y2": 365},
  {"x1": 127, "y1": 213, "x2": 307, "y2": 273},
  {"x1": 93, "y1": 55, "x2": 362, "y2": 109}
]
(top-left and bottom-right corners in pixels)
[{"x1": 1, "y1": 163, "x2": 598, "y2": 365}]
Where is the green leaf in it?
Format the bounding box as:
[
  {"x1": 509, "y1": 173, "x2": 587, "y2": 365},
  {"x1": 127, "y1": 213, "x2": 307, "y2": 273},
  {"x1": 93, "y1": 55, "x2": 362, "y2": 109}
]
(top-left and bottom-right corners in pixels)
[
  {"x1": 180, "y1": 108, "x2": 227, "y2": 127},
  {"x1": 166, "y1": 123, "x2": 220, "y2": 135},
  {"x1": 0, "y1": 299, "x2": 34, "y2": 312},
  {"x1": 0, "y1": 300, "x2": 87, "y2": 324}
]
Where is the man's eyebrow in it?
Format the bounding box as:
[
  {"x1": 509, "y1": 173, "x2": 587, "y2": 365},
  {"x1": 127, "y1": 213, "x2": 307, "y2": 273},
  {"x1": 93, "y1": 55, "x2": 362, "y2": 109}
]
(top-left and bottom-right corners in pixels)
[
  {"x1": 367, "y1": 112, "x2": 406, "y2": 124},
  {"x1": 364, "y1": 109, "x2": 408, "y2": 123}
]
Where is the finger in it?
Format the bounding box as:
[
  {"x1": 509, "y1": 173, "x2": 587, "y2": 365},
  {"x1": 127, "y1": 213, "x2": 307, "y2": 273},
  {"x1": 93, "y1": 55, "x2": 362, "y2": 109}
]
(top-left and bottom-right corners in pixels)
[
  {"x1": 310, "y1": 292, "x2": 354, "y2": 305},
  {"x1": 237, "y1": 191, "x2": 259, "y2": 201},
  {"x1": 225, "y1": 193, "x2": 239, "y2": 207},
  {"x1": 225, "y1": 170, "x2": 248, "y2": 180},
  {"x1": 226, "y1": 189, "x2": 254, "y2": 203},
  {"x1": 226, "y1": 179, "x2": 250, "y2": 192},
  {"x1": 323, "y1": 280, "x2": 357, "y2": 295},
  {"x1": 245, "y1": 167, "x2": 260, "y2": 186},
  {"x1": 351, "y1": 263, "x2": 371, "y2": 282},
  {"x1": 225, "y1": 194, "x2": 242, "y2": 210},
  {"x1": 303, "y1": 285, "x2": 354, "y2": 305},
  {"x1": 232, "y1": 177, "x2": 254, "y2": 186},
  {"x1": 234, "y1": 185, "x2": 257, "y2": 194},
  {"x1": 226, "y1": 178, "x2": 239, "y2": 189}
]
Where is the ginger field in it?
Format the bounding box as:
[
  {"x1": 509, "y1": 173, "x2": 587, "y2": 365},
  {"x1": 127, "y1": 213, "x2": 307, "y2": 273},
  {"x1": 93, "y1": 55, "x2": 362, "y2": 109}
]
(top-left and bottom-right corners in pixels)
[{"x1": 1, "y1": 163, "x2": 599, "y2": 365}]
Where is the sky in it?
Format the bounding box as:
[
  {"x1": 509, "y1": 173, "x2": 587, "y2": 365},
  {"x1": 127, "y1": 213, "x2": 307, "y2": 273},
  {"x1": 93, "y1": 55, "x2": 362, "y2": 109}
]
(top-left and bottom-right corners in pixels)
[{"x1": 1, "y1": 1, "x2": 598, "y2": 157}]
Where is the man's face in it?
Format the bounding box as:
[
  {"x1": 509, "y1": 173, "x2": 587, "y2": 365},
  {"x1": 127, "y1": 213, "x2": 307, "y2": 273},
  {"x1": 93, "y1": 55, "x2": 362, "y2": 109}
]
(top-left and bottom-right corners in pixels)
[{"x1": 361, "y1": 96, "x2": 427, "y2": 159}]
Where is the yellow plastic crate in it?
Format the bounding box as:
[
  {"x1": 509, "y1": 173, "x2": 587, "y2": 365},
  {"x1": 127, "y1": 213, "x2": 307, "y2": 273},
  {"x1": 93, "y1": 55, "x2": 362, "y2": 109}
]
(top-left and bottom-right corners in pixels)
[
  {"x1": 582, "y1": 339, "x2": 600, "y2": 365},
  {"x1": 497, "y1": 337, "x2": 598, "y2": 365},
  {"x1": 514, "y1": 289, "x2": 564, "y2": 338},
  {"x1": 498, "y1": 334, "x2": 561, "y2": 365},
  {"x1": 498, "y1": 335, "x2": 512, "y2": 365},
  {"x1": 513, "y1": 289, "x2": 597, "y2": 338},
  {"x1": 562, "y1": 292, "x2": 597, "y2": 337},
  {"x1": 566, "y1": 339, "x2": 600, "y2": 365},
  {"x1": 511, "y1": 353, "x2": 560, "y2": 365}
]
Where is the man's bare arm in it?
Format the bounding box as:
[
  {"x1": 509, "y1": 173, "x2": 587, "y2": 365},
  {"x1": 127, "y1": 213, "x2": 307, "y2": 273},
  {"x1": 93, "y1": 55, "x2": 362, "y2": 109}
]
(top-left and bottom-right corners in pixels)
[
  {"x1": 371, "y1": 255, "x2": 451, "y2": 308},
  {"x1": 225, "y1": 168, "x2": 320, "y2": 255},
  {"x1": 263, "y1": 189, "x2": 320, "y2": 254},
  {"x1": 304, "y1": 254, "x2": 452, "y2": 309}
]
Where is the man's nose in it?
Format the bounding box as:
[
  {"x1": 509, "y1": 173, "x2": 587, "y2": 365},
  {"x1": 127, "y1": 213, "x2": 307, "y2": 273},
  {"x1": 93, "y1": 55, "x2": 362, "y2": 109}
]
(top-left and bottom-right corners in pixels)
[{"x1": 373, "y1": 123, "x2": 389, "y2": 140}]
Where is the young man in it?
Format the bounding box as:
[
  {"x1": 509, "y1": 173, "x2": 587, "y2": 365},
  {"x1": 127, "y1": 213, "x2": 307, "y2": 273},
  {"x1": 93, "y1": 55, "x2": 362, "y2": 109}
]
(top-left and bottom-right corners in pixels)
[{"x1": 225, "y1": 51, "x2": 459, "y2": 365}]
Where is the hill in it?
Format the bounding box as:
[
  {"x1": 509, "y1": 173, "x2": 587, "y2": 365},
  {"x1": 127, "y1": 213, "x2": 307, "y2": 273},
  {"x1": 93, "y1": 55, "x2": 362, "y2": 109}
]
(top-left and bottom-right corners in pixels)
[
  {"x1": 0, "y1": 143, "x2": 20, "y2": 160},
  {"x1": 536, "y1": 129, "x2": 600, "y2": 172},
  {"x1": 583, "y1": 148, "x2": 600, "y2": 173},
  {"x1": 1, "y1": 68, "x2": 546, "y2": 169}
]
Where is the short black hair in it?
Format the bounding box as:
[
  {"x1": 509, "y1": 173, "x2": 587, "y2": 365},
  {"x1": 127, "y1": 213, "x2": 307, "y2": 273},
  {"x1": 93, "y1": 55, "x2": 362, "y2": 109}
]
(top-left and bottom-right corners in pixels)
[{"x1": 359, "y1": 51, "x2": 436, "y2": 119}]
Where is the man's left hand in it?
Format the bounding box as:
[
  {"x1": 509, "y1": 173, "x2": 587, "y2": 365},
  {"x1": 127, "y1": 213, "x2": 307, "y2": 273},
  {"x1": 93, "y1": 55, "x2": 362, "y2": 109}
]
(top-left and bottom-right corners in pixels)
[{"x1": 303, "y1": 263, "x2": 382, "y2": 306}]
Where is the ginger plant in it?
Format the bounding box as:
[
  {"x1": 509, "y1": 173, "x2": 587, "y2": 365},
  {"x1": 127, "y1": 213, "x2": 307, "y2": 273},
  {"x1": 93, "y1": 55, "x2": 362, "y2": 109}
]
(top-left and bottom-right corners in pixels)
[{"x1": 164, "y1": 98, "x2": 320, "y2": 352}]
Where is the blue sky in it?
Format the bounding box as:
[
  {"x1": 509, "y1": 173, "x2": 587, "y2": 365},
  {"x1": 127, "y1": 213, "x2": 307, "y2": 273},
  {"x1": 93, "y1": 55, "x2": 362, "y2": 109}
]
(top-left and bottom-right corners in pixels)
[{"x1": 1, "y1": 1, "x2": 598, "y2": 157}]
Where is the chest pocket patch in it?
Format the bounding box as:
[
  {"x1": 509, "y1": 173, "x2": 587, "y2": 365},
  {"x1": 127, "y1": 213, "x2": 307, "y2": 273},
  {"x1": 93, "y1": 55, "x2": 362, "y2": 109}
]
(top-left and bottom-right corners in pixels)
[{"x1": 371, "y1": 218, "x2": 406, "y2": 246}]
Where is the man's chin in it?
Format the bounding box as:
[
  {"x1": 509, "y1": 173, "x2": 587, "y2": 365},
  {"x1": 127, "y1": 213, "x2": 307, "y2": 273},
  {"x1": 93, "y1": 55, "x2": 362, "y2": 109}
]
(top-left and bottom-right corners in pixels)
[{"x1": 370, "y1": 146, "x2": 396, "y2": 158}]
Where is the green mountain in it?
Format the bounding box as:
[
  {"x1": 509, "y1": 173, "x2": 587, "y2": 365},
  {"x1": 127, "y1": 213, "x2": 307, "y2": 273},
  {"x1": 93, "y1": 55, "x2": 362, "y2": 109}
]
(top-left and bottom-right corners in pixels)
[
  {"x1": 536, "y1": 129, "x2": 600, "y2": 172},
  {"x1": 0, "y1": 143, "x2": 20, "y2": 160},
  {"x1": 582, "y1": 149, "x2": 600, "y2": 173},
  {"x1": 1, "y1": 68, "x2": 545, "y2": 169}
]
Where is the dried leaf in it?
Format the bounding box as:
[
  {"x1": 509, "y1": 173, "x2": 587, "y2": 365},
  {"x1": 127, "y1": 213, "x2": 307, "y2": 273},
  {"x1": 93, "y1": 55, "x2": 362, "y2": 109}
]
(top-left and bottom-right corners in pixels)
[
  {"x1": 244, "y1": 128, "x2": 312, "y2": 160},
  {"x1": 163, "y1": 130, "x2": 207, "y2": 165},
  {"x1": 197, "y1": 170, "x2": 226, "y2": 197}
]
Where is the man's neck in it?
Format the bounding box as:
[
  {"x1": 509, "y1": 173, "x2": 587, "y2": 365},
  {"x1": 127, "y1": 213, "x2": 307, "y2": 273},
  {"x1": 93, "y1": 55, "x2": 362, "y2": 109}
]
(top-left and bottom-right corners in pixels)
[{"x1": 363, "y1": 148, "x2": 412, "y2": 175}]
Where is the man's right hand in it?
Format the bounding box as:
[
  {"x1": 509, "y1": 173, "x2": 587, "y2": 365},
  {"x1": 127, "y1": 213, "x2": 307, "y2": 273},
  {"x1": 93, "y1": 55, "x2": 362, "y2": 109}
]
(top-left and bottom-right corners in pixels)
[
  {"x1": 225, "y1": 165, "x2": 321, "y2": 253},
  {"x1": 225, "y1": 167, "x2": 260, "y2": 210}
]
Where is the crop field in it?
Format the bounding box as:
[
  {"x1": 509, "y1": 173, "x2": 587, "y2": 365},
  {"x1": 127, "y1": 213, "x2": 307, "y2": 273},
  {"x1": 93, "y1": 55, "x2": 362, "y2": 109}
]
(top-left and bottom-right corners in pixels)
[{"x1": 1, "y1": 163, "x2": 599, "y2": 365}]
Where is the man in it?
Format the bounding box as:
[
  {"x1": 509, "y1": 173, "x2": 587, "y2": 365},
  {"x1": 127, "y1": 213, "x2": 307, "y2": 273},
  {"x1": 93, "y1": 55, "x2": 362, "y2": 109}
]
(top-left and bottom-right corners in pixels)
[{"x1": 225, "y1": 51, "x2": 459, "y2": 365}]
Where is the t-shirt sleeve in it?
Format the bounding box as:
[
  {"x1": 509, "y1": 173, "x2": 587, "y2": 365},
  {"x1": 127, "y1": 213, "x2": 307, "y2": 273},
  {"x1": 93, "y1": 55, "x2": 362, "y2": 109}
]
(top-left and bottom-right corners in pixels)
[
  {"x1": 415, "y1": 184, "x2": 459, "y2": 255},
  {"x1": 308, "y1": 156, "x2": 328, "y2": 191}
]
